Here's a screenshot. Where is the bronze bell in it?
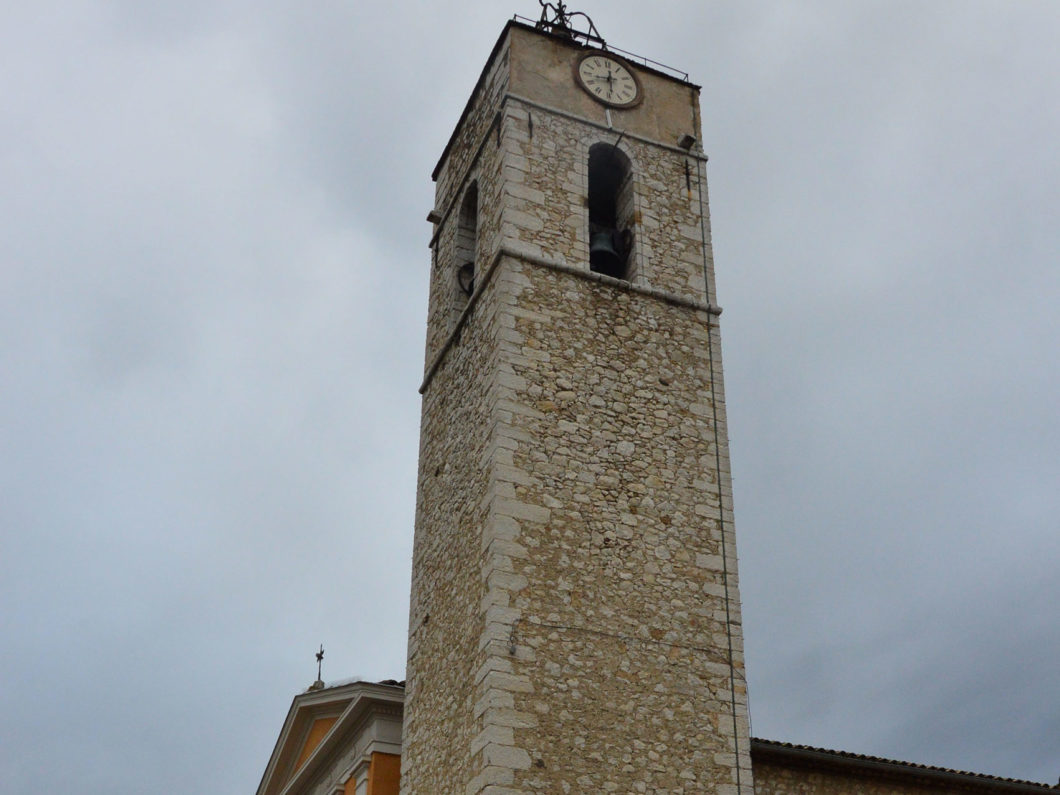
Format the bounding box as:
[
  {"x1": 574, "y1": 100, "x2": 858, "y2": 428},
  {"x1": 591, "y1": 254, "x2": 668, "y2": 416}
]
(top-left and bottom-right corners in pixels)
[
  {"x1": 457, "y1": 261, "x2": 475, "y2": 297},
  {"x1": 590, "y1": 229, "x2": 624, "y2": 277}
]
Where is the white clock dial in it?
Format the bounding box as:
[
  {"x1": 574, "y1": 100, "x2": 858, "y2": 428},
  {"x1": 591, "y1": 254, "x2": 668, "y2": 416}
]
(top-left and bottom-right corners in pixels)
[{"x1": 576, "y1": 53, "x2": 641, "y2": 107}]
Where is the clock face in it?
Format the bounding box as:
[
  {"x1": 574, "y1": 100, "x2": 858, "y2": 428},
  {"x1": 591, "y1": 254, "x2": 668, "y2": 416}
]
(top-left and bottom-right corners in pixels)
[{"x1": 576, "y1": 53, "x2": 641, "y2": 108}]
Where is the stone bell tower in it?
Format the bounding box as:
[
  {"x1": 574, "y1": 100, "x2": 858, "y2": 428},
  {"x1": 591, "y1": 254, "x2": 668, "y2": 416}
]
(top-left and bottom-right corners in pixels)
[{"x1": 403, "y1": 13, "x2": 752, "y2": 795}]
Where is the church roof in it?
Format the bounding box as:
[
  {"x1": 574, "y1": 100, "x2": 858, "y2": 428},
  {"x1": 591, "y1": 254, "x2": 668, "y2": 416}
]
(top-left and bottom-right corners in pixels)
[{"x1": 751, "y1": 738, "x2": 1057, "y2": 792}]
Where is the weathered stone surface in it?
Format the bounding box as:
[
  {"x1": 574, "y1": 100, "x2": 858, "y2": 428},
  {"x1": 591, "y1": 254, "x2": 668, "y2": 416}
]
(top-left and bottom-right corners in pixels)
[{"x1": 404, "y1": 22, "x2": 752, "y2": 795}]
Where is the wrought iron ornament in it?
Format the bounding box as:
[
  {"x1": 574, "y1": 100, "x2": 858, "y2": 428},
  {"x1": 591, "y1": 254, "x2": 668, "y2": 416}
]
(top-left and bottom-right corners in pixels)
[{"x1": 536, "y1": 1, "x2": 606, "y2": 47}]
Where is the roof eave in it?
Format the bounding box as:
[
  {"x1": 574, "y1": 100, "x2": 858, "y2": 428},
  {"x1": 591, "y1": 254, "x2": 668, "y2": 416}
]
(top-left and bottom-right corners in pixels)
[{"x1": 751, "y1": 738, "x2": 1056, "y2": 793}]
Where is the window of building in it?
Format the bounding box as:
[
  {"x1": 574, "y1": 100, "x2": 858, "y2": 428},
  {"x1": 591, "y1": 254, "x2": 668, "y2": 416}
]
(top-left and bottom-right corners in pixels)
[
  {"x1": 455, "y1": 185, "x2": 476, "y2": 303},
  {"x1": 588, "y1": 143, "x2": 634, "y2": 280},
  {"x1": 453, "y1": 183, "x2": 478, "y2": 323}
]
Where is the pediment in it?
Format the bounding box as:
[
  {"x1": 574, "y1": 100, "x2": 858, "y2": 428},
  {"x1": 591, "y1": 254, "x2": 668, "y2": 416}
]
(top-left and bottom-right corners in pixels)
[{"x1": 256, "y1": 680, "x2": 404, "y2": 795}]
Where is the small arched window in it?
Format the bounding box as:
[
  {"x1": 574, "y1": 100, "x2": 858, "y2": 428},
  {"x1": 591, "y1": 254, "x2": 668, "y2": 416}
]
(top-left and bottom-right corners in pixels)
[
  {"x1": 453, "y1": 183, "x2": 478, "y2": 320},
  {"x1": 588, "y1": 143, "x2": 634, "y2": 280}
]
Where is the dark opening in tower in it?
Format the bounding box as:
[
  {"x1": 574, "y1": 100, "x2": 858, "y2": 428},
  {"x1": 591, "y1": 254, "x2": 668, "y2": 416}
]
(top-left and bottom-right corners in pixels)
[
  {"x1": 453, "y1": 183, "x2": 478, "y2": 323},
  {"x1": 588, "y1": 143, "x2": 634, "y2": 280}
]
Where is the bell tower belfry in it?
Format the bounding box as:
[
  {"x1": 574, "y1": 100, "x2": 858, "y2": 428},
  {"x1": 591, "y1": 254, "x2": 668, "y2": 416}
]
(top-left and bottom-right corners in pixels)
[{"x1": 403, "y1": 15, "x2": 752, "y2": 795}]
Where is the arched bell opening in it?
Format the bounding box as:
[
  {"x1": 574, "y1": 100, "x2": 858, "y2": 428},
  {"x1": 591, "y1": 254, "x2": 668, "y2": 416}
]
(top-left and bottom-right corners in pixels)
[
  {"x1": 588, "y1": 143, "x2": 634, "y2": 280},
  {"x1": 453, "y1": 183, "x2": 478, "y2": 325}
]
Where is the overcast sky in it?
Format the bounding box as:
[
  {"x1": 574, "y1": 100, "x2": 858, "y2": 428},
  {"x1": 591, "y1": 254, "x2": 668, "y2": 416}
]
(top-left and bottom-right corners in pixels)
[{"x1": 1, "y1": 1, "x2": 1057, "y2": 792}]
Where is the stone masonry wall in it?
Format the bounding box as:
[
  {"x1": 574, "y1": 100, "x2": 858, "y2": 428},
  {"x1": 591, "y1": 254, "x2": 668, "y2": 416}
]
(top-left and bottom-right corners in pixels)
[
  {"x1": 424, "y1": 33, "x2": 511, "y2": 366},
  {"x1": 507, "y1": 26, "x2": 701, "y2": 164},
  {"x1": 478, "y1": 259, "x2": 752, "y2": 794},
  {"x1": 498, "y1": 103, "x2": 714, "y2": 307},
  {"x1": 401, "y1": 274, "x2": 502, "y2": 795},
  {"x1": 408, "y1": 21, "x2": 752, "y2": 795},
  {"x1": 405, "y1": 32, "x2": 515, "y2": 795}
]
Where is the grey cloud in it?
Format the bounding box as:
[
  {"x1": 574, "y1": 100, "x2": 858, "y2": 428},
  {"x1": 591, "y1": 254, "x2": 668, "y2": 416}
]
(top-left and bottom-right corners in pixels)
[{"x1": 1, "y1": 1, "x2": 1057, "y2": 791}]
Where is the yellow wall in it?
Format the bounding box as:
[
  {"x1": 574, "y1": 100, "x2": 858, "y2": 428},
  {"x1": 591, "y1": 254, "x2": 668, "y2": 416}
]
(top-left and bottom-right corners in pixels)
[
  {"x1": 367, "y1": 752, "x2": 401, "y2": 795},
  {"x1": 293, "y1": 717, "x2": 337, "y2": 772}
]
